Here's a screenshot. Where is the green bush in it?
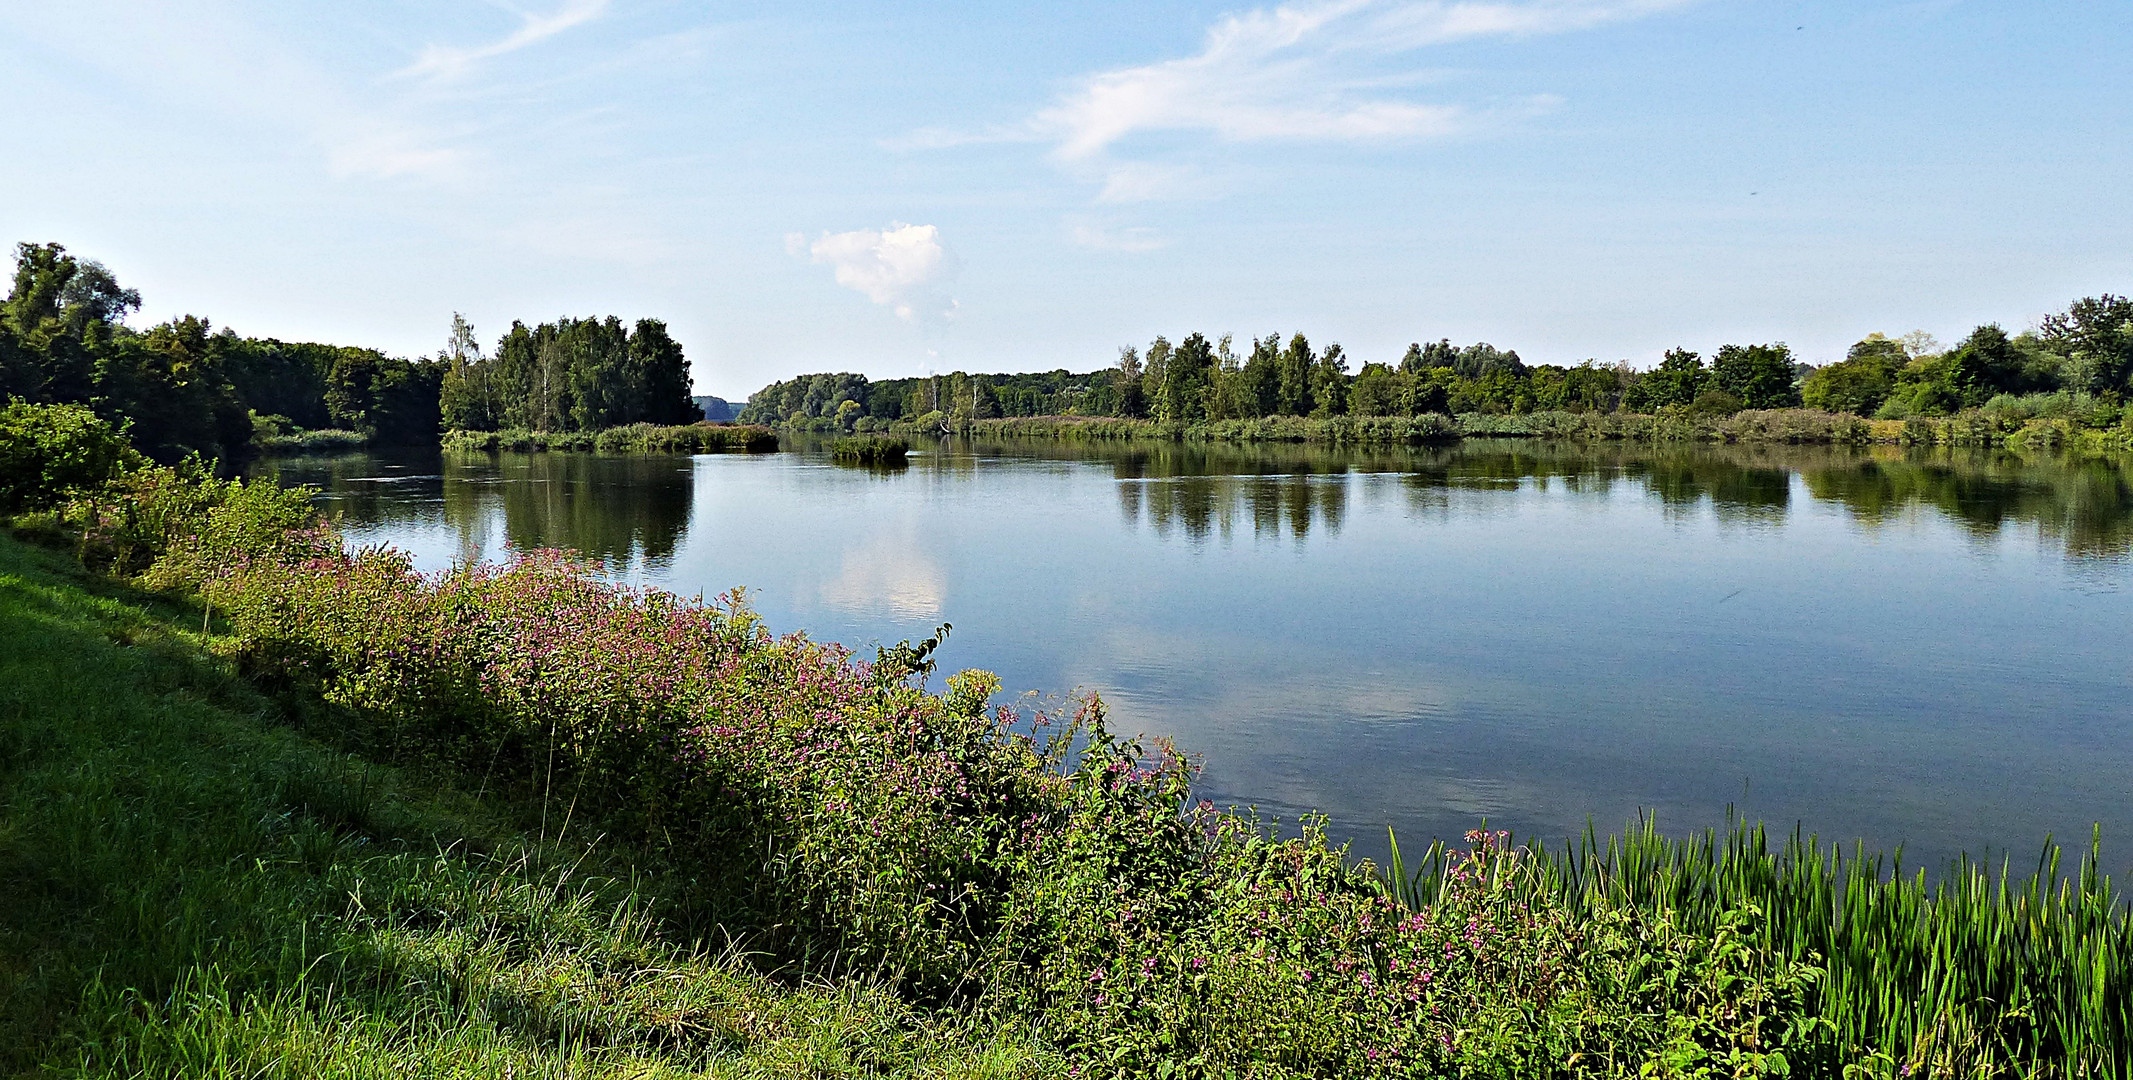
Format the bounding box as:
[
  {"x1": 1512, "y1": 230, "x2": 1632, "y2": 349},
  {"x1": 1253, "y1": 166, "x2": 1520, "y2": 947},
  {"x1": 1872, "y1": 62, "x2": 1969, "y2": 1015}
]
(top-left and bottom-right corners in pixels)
[
  {"x1": 830, "y1": 436, "x2": 910, "y2": 464},
  {"x1": 63, "y1": 460, "x2": 333, "y2": 584},
  {"x1": 0, "y1": 401, "x2": 141, "y2": 514},
  {"x1": 444, "y1": 423, "x2": 778, "y2": 455}
]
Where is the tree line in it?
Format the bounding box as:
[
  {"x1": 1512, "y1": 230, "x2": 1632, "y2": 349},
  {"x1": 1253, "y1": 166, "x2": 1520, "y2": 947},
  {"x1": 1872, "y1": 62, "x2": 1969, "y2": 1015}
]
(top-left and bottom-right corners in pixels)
[
  {"x1": 741, "y1": 293, "x2": 2132, "y2": 430},
  {"x1": 0, "y1": 242, "x2": 703, "y2": 462},
  {"x1": 438, "y1": 313, "x2": 700, "y2": 434},
  {"x1": 0, "y1": 243, "x2": 442, "y2": 461}
]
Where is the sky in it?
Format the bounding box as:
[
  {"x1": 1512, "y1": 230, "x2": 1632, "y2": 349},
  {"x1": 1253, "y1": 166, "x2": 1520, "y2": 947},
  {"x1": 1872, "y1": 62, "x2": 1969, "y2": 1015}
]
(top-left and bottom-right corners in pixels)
[{"x1": 2, "y1": 1, "x2": 2127, "y2": 399}]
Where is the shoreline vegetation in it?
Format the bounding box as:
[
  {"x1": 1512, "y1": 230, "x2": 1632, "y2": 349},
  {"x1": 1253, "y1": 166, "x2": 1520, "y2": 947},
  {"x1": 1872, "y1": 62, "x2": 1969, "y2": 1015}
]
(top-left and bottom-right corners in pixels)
[
  {"x1": 439, "y1": 421, "x2": 779, "y2": 455},
  {"x1": 744, "y1": 297, "x2": 2133, "y2": 459},
  {"x1": 5, "y1": 400, "x2": 2131, "y2": 1076},
  {"x1": 882, "y1": 408, "x2": 2133, "y2": 451},
  {"x1": 7, "y1": 240, "x2": 2130, "y2": 464}
]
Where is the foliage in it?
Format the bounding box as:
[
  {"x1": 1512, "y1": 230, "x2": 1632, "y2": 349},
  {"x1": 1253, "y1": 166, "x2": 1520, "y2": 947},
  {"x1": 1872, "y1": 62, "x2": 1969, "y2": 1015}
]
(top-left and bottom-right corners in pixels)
[
  {"x1": 1, "y1": 242, "x2": 443, "y2": 461},
  {"x1": 1803, "y1": 337, "x2": 1904, "y2": 415},
  {"x1": 57, "y1": 458, "x2": 335, "y2": 584},
  {"x1": 451, "y1": 316, "x2": 701, "y2": 434},
  {"x1": 831, "y1": 435, "x2": 911, "y2": 464},
  {"x1": 2041, "y1": 295, "x2": 2133, "y2": 397},
  {"x1": 0, "y1": 534, "x2": 1054, "y2": 1078},
  {"x1": 1710, "y1": 343, "x2": 1803, "y2": 409},
  {"x1": 442, "y1": 422, "x2": 778, "y2": 455},
  {"x1": 1383, "y1": 817, "x2": 2133, "y2": 1075},
  {"x1": 0, "y1": 401, "x2": 141, "y2": 514},
  {"x1": 741, "y1": 288, "x2": 2129, "y2": 452}
]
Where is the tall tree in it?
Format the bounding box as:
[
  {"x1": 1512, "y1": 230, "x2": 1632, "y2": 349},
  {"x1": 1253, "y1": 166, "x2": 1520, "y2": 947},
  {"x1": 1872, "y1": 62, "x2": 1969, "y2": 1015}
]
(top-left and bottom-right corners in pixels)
[
  {"x1": 439, "y1": 312, "x2": 498, "y2": 432},
  {"x1": 2041, "y1": 295, "x2": 2133, "y2": 396},
  {"x1": 1155, "y1": 332, "x2": 1217, "y2": 422},
  {"x1": 1276, "y1": 333, "x2": 1315, "y2": 417},
  {"x1": 1309, "y1": 343, "x2": 1350, "y2": 418}
]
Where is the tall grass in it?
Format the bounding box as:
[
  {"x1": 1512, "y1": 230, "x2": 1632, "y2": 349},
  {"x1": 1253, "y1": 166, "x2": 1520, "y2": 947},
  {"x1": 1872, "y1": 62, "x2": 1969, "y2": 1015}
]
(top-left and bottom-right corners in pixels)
[
  {"x1": 255, "y1": 428, "x2": 367, "y2": 455},
  {"x1": 831, "y1": 435, "x2": 911, "y2": 464},
  {"x1": 0, "y1": 534, "x2": 1057, "y2": 1078},
  {"x1": 441, "y1": 423, "x2": 779, "y2": 455},
  {"x1": 1382, "y1": 817, "x2": 2131, "y2": 1075}
]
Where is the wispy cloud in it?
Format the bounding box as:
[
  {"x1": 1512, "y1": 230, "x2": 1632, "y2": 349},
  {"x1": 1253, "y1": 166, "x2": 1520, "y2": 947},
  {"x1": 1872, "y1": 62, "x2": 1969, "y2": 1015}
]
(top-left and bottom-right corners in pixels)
[
  {"x1": 396, "y1": 0, "x2": 612, "y2": 82},
  {"x1": 1070, "y1": 224, "x2": 1171, "y2": 253},
  {"x1": 789, "y1": 223, "x2": 960, "y2": 324},
  {"x1": 0, "y1": 1, "x2": 478, "y2": 184},
  {"x1": 918, "y1": 0, "x2": 1694, "y2": 201}
]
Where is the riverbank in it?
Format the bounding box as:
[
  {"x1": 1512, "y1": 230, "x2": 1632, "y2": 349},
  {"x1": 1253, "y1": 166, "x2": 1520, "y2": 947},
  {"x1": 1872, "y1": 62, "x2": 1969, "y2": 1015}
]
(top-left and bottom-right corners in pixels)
[
  {"x1": 0, "y1": 532, "x2": 1043, "y2": 1076},
  {"x1": 441, "y1": 421, "x2": 779, "y2": 454},
  {"x1": 2, "y1": 440, "x2": 2126, "y2": 1075},
  {"x1": 880, "y1": 408, "x2": 2133, "y2": 451}
]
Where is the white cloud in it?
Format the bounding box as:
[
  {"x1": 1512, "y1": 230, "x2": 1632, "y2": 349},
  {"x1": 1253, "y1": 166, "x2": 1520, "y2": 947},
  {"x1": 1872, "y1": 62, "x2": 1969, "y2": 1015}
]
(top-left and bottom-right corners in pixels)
[
  {"x1": 396, "y1": 0, "x2": 612, "y2": 82},
  {"x1": 912, "y1": 0, "x2": 1693, "y2": 202},
  {"x1": 0, "y1": 2, "x2": 500, "y2": 185},
  {"x1": 821, "y1": 530, "x2": 947, "y2": 619},
  {"x1": 1038, "y1": 0, "x2": 1688, "y2": 162},
  {"x1": 791, "y1": 223, "x2": 959, "y2": 323}
]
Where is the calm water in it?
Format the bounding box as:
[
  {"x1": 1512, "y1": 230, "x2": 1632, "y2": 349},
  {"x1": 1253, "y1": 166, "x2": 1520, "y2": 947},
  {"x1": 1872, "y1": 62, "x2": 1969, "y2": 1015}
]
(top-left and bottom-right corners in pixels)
[{"x1": 257, "y1": 438, "x2": 2133, "y2": 872}]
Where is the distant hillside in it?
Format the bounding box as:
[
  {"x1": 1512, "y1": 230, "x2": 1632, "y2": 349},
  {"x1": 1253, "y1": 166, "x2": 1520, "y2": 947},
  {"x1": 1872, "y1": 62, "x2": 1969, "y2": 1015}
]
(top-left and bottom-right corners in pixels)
[{"x1": 693, "y1": 395, "x2": 741, "y2": 422}]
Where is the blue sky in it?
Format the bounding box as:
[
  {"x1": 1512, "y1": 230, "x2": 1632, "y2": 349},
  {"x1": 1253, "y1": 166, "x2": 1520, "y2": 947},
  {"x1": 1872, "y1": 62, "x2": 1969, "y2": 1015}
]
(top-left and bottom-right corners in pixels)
[{"x1": 2, "y1": 1, "x2": 2127, "y2": 398}]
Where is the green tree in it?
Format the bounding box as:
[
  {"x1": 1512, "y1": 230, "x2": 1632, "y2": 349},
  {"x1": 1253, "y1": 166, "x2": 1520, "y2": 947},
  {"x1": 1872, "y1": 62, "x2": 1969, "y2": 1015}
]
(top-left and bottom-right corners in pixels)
[
  {"x1": 1276, "y1": 333, "x2": 1314, "y2": 417},
  {"x1": 1802, "y1": 337, "x2": 1902, "y2": 415},
  {"x1": 1623, "y1": 349, "x2": 1706, "y2": 411},
  {"x1": 1155, "y1": 332, "x2": 1216, "y2": 422},
  {"x1": 438, "y1": 313, "x2": 497, "y2": 432},
  {"x1": 1710, "y1": 343, "x2": 1802, "y2": 409},
  {"x1": 1939, "y1": 324, "x2": 2036, "y2": 407},
  {"x1": 1240, "y1": 335, "x2": 1280, "y2": 418},
  {"x1": 2041, "y1": 295, "x2": 2133, "y2": 397},
  {"x1": 1348, "y1": 362, "x2": 1398, "y2": 417},
  {"x1": 1112, "y1": 346, "x2": 1147, "y2": 418},
  {"x1": 1309, "y1": 344, "x2": 1350, "y2": 418}
]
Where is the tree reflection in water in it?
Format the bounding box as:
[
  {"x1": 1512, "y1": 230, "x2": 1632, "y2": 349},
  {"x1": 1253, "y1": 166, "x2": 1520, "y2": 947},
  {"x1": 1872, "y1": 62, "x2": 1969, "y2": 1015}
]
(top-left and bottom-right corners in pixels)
[{"x1": 944, "y1": 436, "x2": 2133, "y2": 556}]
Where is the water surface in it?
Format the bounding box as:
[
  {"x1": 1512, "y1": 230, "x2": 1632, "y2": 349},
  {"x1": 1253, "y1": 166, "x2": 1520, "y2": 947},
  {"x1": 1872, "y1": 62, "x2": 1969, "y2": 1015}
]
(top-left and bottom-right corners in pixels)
[{"x1": 258, "y1": 438, "x2": 2133, "y2": 871}]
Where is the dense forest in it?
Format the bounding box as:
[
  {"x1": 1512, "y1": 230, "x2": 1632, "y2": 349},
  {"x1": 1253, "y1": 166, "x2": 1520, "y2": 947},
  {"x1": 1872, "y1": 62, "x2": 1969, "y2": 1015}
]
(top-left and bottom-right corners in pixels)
[
  {"x1": 0, "y1": 242, "x2": 702, "y2": 462},
  {"x1": 438, "y1": 313, "x2": 700, "y2": 434},
  {"x1": 0, "y1": 242, "x2": 443, "y2": 461},
  {"x1": 740, "y1": 294, "x2": 2133, "y2": 432}
]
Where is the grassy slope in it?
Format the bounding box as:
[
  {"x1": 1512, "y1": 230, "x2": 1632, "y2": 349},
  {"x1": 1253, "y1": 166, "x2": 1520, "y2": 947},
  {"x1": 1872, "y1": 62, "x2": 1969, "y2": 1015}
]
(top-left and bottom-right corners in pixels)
[{"x1": 0, "y1": 533, "x2": 1054, "y2": 1078}]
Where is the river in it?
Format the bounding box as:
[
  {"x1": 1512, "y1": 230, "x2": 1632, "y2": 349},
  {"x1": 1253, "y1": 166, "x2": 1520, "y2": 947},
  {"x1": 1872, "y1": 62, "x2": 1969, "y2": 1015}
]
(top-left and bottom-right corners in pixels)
[{"x1": 257, "y1": 436, "x2": 2133, "y2": 872}]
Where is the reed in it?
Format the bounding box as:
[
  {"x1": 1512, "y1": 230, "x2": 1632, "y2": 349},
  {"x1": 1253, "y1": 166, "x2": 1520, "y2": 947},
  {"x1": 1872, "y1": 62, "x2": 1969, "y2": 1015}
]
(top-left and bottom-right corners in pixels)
[
  {"x1": 441, "y1": 423, "x2": 779, "y2": 455},
  {"x1": 830, "y1": 435, "x2": 910, "y2": 464},
  {"x1": 1382, "y1": 816, "x2": 2133, "y2": 1073},
  {"x1": 255, "y1": 428, "x2": 367, "y2": 455}
]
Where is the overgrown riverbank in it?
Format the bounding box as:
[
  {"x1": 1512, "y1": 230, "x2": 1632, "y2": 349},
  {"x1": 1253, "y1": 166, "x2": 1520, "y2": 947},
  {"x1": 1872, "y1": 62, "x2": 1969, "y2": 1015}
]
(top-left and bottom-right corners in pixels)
[
  {"x1": 5, "y1": 401, "x2": 2131, "y2": 1076},
  {"x1": 882, "y1": 408, "x2": 2133, "y2": 451},
  {"x1": 441, "y1": 421, "x2": 780, "y2": 455}
]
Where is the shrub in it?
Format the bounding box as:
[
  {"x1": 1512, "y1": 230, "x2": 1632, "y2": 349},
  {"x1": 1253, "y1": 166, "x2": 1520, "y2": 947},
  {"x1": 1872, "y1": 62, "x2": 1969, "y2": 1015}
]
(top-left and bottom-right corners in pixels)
[
  {"x1": 831, "y1": 436, "x2": 910, "y2": 464},
  {"x1": 444, "y1": 424, "x2": 778, "y2": 455},
  {"x1": 64, "y1": 460, "x2": 333, "y2": 583},
  {"x1": 0, "y1": 401, "x2": 141, "y2": 514}
]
